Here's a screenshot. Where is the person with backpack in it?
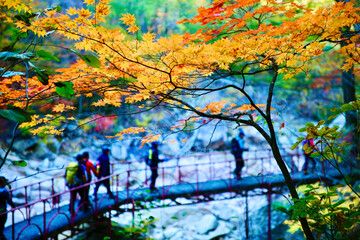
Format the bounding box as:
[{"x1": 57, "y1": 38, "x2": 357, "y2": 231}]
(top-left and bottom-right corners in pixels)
[
  {"x1": 302, "y1": 138, "x2": 317, "y2": 174},
  {"x1": 65, "y1": 154, "x2": 87, "y2": 215},
  {"x1": 0, "y1": 176, "x2": 15, "y2": 240},
  {"x1": 93, "y1": 146, "x2": 114, "y2": 199},
  {"x1": 146, "y1": 142, "x2": 164, "y2": 191},
  {"x1": 231, "y1": 129, "x2": 248, "y2": 179},
  {"x1": 81, "y1": 152, "x2": 98, "y2": 205}
]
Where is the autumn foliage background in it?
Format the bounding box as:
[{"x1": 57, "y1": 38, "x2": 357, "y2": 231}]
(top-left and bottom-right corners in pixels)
[{"x1": 0, "y1": 0, "x2": 360, "y2": 239}]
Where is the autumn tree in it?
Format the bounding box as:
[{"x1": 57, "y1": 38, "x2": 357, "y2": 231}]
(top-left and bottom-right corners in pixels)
[{"x1": 1, "y1": 0, "x2": 360, "y2": 238}]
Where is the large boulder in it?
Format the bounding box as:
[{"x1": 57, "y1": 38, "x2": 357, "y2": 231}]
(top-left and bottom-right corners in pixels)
[
  {"x1": 163, "y1": 227, "x2": 180, "y2": 239},
  {"x1": 12, "y1": 138, "x2": 37, "y2": 153},
  {"x1": 206, "y1": 220, "x2": 232, "y2": 240},
  {"x1": 197, "y1": 214, "x2": 218, "y2": 234}
]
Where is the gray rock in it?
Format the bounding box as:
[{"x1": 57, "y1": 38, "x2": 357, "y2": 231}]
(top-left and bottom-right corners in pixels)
[
  {"x1": 197, "y1": 214, "x2": 218, "y2": 234},
  {"x1": 171, "y1": 231, "x2": 184, "y2": 240},
  {"x1": 32, "y1": 142, "x2": 49, "y2": 159},
  {"x1": 28, "y1": 160, "x2": 41, "y2": 170},
  {"x1": 208, "y1": 220, "x2": 231, "y2": 239},
  {"x1": 12, "y1": 139, "x2": 37, "y2": 153},
  {"x1": 111, "y1": 142, "x2": 128, "y2": 160},
  {"x1": 42, "y1": 158, "x2": 50, "y2": 169},
  {"x1": 164, "y1": 227, "x2": 180, "y2": 239},
  {"x1": 151, "y1": 229, "x2": 164, "y2": 240},
  {"x1": 53, "y1": 156, "x2": 68, "y2": 168},
  {"x1": 213, "y1": 205, "x2": 239, "y2": 221}
]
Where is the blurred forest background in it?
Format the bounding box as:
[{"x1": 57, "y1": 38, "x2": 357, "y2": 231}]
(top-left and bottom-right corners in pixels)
[{"x1": 1, "y1": 0, "x2": 356, "y2": 154}]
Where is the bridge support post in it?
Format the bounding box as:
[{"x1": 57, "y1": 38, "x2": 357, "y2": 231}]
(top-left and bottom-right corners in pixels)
[
  {"x1": 267, "y1": 184, "x2": 272, "y2": 240},
  {"x1": 177, "y1": 157, "x2": 182, "y2": 183},
  {"x1": 108, "y1": 207, "x2": 112, "y2": 239},
  {"x1": 131, "y1": 200, "x2": 135, "y2": 228},
  {"x1": 245, "y1": 191, "x2": 249, "y2": 239}
]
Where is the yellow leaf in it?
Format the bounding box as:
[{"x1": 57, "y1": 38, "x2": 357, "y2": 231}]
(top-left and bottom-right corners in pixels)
[
  {"x1": 142, "y1": 32, "x2": 155, "y2": 42},
  {"x1": 127, "y1": 25, "x2": 139, "y2": 33},
  {"x1": 120, "y1": 13, "x2": 136, "y2": 26},
  {"x1": 52, "y1": 104, "x2": 65, "y2": 113},
  {"x1": 84, "y1": 0, "x2": 96, "y2": 5},
  {"x1": 67, "y1": 7, "x2": 77, "y2": 16}
]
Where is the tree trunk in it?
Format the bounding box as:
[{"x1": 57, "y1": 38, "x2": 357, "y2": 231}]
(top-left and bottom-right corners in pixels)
[
  {"x1": 265, "y1": 121, "x2": 315, "y2": 240},
  {"x1": 341, "y1": 67, "x2": 357, "y2": 127},
  {"x1": 269, "y1": 141, "x2": 315, "y2": 240}
]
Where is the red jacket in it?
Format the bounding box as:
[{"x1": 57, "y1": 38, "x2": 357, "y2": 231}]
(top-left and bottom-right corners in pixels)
[{"x1": 84, "y1": 160, "x2": 98, "y2": 182}]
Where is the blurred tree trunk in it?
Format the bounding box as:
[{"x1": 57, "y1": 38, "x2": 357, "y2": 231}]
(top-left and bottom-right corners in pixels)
[
  {"x1": 337, "y1": 0, "x2": 359, "y2": 160},
  {"x1": 337, "y1": 0, "x2": 357, "y2": 128}
]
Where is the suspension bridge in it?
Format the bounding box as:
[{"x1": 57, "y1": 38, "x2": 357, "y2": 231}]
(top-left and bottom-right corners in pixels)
[{"x1": 2, "y1": 148, "x2": 349, "y2": 240}]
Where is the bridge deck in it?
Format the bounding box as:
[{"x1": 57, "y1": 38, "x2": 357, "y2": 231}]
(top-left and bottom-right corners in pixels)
[{"x1": 4, "y1": 170, "x2": 345, "y2": 240}]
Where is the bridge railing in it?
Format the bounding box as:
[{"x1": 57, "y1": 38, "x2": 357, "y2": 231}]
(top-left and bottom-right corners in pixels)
[
  {"x1": 8, "y1": 148, "x2": 304, "y2": 210},
  {"x1": 3, "y1": 148, "x2": 308, "y2": 239}
]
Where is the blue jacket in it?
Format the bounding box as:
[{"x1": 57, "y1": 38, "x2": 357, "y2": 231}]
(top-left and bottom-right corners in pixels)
[
  {"x1": 0, "y1": 187, "x2": 15, "y2": 212},
  {"x1": 148, "y1": 146, "x2": 160, "y2": 167},
  {"x1": 231, "y1": 137, "x2": 247, "y2": 159},
  {"x1": 97, "y1": 153, "x2": 110, "y2": 177}
]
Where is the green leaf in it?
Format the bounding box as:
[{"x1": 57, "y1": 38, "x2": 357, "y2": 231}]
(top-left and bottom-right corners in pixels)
[
  {"x1": 12, "y1": 160, "x2": 27, "y2": 167},
  {"x1": 171, "y1": 216, "x2": 178, "y2": 220},
  {"x1": 291, "y1": 141, "x2": 301, "y2": 150},
  {"x1": 341, "y1": 104, "x2": 355, "y2": 111},
  {"x1": 291, "y1": 209, "x2": 301, "y2": 219},
  {"x1": 119, "y1": 76, "x2": 137, "y2": 83},
  {"x1": 331, "y1": 199, "x2": 345, "y2": 208},
  {"x1": 330, "y1": 107, "x2": 342, "y2": 113},
  {"x1": 343, "y1": 221, "x2": 354, "y2": 229},
  {"x1": 71, "y1": 49, "x2": 101, "y2": 68},
  {"x1": 126, "y1": 77, "x2": 137, "y2": 83},
  {"x1": 80, "y1": 54, "x2": 101, "y2": 68},
  {"x1": 310, "y1": 152, "x2": 321, "y2": 158},
  {"x1": 56, "y1": 5, "x2": 62, "y2": 13},
  {"x1": 349, "y1": 211, "x2": 360, "y2": 218},
  {"x1": 12, "y1": 30, "x2": 28, "y2": 41},
  {"x1": 298, "y1": 127, "x2": 307, "y2": 132},
  {"x1": 0, "y1": 108, "x2": 31, "y2": 123},
  {"x1": 300, "y1": 211, "x2": 307, "y2": 218},
  {"x1": 36, "y1": 50, "x2": 60, "y2": 62},
  {"x1": 34, "y1": 69, "x2": 49, "y2": 85},
  {"x1": 55, "y1": 81, "x2": 74, "y2": 99},
  {"x1": 305, "y1": 122, "x2": 314, "y2": 127},
  {"x1": 14, "y1": 13, "x2": 36, "y2": 25},
  {"x1": 327, "y1": 113, "x2": 340, "y2": 121},
  {"x1": 0, "y1": 51, "x2": 33, "y2": 61},
  {"x1": 316, "y1": 120, "x2": 325, "y2": 127}
]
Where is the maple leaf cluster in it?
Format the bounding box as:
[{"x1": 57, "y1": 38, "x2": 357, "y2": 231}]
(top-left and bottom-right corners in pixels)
[{"x1": 1, "y1": 0, "x2": 359, "y2": 142}]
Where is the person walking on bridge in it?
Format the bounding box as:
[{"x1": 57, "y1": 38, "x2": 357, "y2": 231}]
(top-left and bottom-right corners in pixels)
[
  {"x1": 93, "y1": 146, "x2": 115, "y2": 199},
  {"x1": 65, "y1": 154, "x2": 87, "y2": 215},
  {"x1": 81, "y1": 151, "x2": 98, "y2": 210},
  {"x1": 231, "y1": 129, "x2": 248, "y2": 179},
  {"x1": 0, "y1": 176, "x2": 15, "y2": 240},
  {"x1": 146, "y1": 142, "x2": 165, "y2": 191}
]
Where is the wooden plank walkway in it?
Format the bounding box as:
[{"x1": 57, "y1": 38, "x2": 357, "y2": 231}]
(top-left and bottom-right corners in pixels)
[{"x1": 3, "y1": 170, "x2": 349, "y2": 240}]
